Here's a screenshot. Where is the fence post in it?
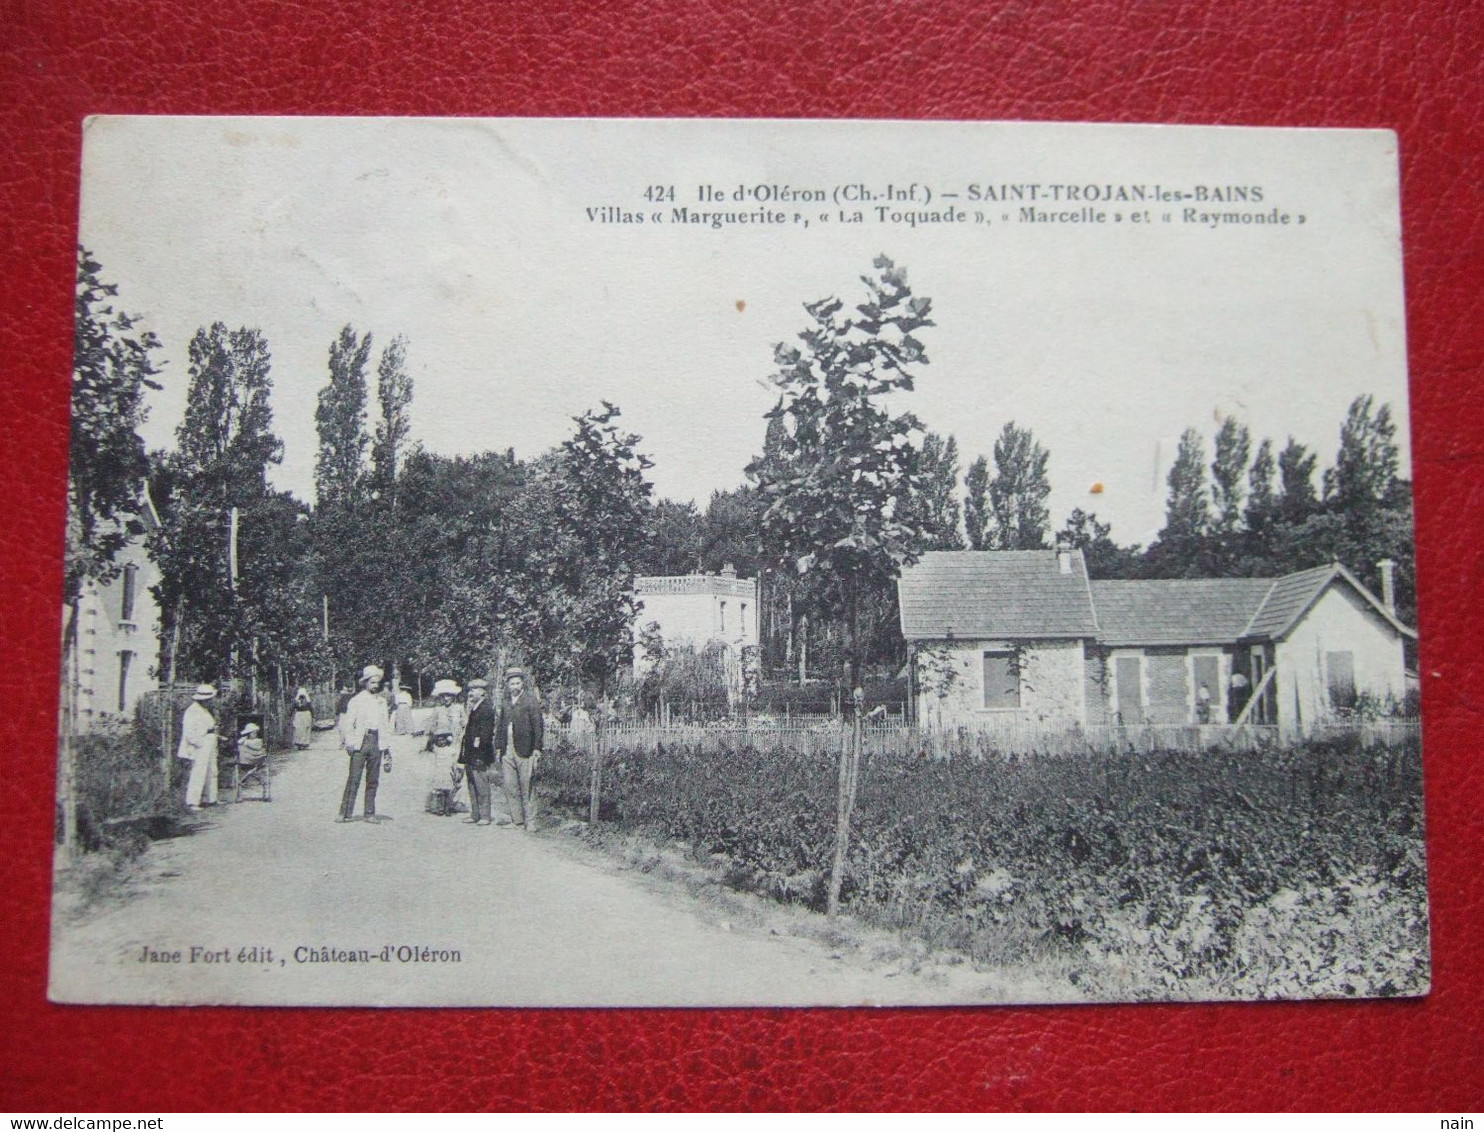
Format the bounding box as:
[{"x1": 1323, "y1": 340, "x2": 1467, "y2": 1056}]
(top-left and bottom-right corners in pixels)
[
  {"x1": 827, "y1": 687, "x2": 865, "y2": 919},
  {"x1": 588, "y1": 717, "x2": 604, "y2": 824}
]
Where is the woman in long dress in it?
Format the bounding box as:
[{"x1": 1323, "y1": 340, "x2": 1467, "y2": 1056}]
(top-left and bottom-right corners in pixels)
[{"x1": 291, "y1": 687, "x2": 314, "y2": 749}]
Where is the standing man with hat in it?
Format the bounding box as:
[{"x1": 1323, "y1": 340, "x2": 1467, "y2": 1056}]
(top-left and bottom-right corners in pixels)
[
  {"x1": 458, "y1": 678, "x2": 497, "y2": 826},
  {"x1": 178, "y1": 684, "x2": 220, "y2": 810},
  {"x1": 496, "y1": 666, "x2": 544, "y2": 830},
  {"x1": 338, "y1": 664, "x2": 394, "y2": 824}
]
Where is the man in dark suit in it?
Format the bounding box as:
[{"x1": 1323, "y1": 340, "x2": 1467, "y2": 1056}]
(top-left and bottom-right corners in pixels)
[
  {"x1": 457, "y1": 678, "x2": 496, "y2": 826},
  {"x1": 495, "y1": 666, "x2": 544, "y2": 829}
]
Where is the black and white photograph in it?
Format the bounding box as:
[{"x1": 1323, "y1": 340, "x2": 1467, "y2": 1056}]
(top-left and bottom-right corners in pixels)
[{"x1": 51, "y1": 117, "x2": 1427, "y2": 1006}]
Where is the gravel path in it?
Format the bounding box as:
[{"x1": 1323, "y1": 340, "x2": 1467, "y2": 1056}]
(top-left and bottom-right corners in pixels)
[{"x1": 50, "y1": 728, "x2": 1012, "y2": 1006}]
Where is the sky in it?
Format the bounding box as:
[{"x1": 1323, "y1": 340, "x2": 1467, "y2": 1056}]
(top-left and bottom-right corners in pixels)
[{"x1": 78, "y1": 118, "x2": 1412, "y2": 548}]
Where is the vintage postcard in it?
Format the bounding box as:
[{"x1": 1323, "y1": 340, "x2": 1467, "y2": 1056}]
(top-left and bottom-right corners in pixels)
[{"x1": 51, "y1": 118, "x2": 1427, "y2": 1006}]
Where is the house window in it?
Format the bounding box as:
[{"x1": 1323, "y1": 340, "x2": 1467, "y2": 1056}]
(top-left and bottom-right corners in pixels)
[
  {"x1": 120, "y1": 563, "x2": 138, "y2": 623},
  {"x1": 1115, "y1": 655, "x2": 1143, "y2": 724},
  {"x1": 719, "y1": 600, "x2": 727, "y2": 636},
  {"x1": 739, "y1": 602, "x2": 748, "y2": 641},
  {"x1": 982, "y1": 651, "x2": 1020, "y2": 709},
  {"x1": 1326, "y1": 651, "x2": 1357, "y2": 709},
  {"x1": 117, "y1": 650, "x2": 133, "y2": 713}
]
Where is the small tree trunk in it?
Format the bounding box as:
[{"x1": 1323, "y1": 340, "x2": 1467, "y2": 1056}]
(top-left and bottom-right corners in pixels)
[
  {"x1": 588, "y1": 717, "x2": 604, "y2": 824},
  {"x1": 162, "y1": 592, "x2": 184, "y2": 785},
  {"x1": 827, "y1": 693, "x2": 865, "y2": 919}
]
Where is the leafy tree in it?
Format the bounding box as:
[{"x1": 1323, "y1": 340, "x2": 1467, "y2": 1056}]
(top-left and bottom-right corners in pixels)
[
  {"x1": 62, "y1": 247, "x2": 162, "y2": 854},
  {"x1": 963, "y1": 454, "x2": 991, "y2": 551},
  {"x1": 152, "y1": 323, "x2": 284, "y2": 682},
  {"x1": 751, "y1": 255, "x2": 935, "y2": 920},
  {"x1": 909, "y1": 432, "x2": 965, "y2": 550},
  {"x1": 701, "y1": 486, "x2": 763, "y2": 576},
  {"x1": 400, "y1": 449, "x2": 527, "y2": 682},
  {"x1": 1148, "y1": 428, "x2": 1211, "y2": 577},
  {"x1": 370, "y1": 334, "x2": 413, "y2": 506},
  {"x1": 67, "y1": 247, "x2": 163, "y2": 609},
  {"x1": 314, "y1": 325, "x2": 372, "y2": 509},
  {"x1": 1276, "y1": 437, "x2": 1320, "y2": 526},
  {"x1": 1245, "y1": 438, "x2": 1277, "y2": 535},
  {"x1": 1324, "y1": 395, "x2": 1399, "y2": 511},
  {"x1": 751, "y1": 255, "x2": 935, "y2": 690},
  {"x1": 642, "y1": 498, "x2": 705, "y2": 575},
  {"x1": 1205, "y1": 416, "x2": 1252, "y2": 573},
  {"x1": 1058, "y1": 508, "x2": 1141, "y2": 579},
  {"x1": 535, "y1": 403, "x2": 655, "y2": 691},
  {"x1": 1210, "y1": 416, "x2": 1251, "y2": 535},
  {"x1": 988, "y1": 421, "x2": 1051, "y2": 550}
]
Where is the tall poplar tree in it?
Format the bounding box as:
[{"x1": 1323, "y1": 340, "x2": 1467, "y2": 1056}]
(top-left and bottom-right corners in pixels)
[
  {"x1": 963, "y1": 454, "x2": 991, "y2": 551},
  {"x1": 152, "y1": 322, "x2": 284, "y2": 681},
  {"x1": 988, "y1": 421, "x2": 1051, "y2": 550},
  {"x1": 1149, "y1": 427, "x2": 1211, "y2": 576}
]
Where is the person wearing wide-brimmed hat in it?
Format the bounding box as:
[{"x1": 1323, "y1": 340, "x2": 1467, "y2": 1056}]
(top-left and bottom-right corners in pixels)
[
  {"x1": 495, "y1": 666, "x2": 544, "y2": 829},
  {"x1": 424, "y1": 679, "x2": 466, "y2": 817},
  {"x1": 457, "y1": 678, "x2": 497, "y2": 825},
  {"x1": 338, "y1": 665, "x2": 394, "y2": 823},
  {"x1": 177, "y1": 684, "x2": 220, "y2": 810}
]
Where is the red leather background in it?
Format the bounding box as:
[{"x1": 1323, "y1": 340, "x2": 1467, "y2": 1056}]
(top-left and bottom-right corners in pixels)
[{"x1": 3, "y1": 0, "x2": 1481, "y2": 1112}]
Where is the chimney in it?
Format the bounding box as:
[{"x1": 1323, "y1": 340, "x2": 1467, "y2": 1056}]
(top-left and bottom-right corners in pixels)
[
  {"x1": 1378, "y1": 558, "x2": 1396, "y2": 613},
  {"x1": 720, "y1": 563, "x2": 737, "y2": 579},
  {"x1": 1055, "y1": 538, "x2": 1073, "y2": 575}
]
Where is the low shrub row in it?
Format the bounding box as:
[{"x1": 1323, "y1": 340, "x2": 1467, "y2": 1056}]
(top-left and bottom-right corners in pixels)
[{"x1": 546, "y1": 732, "x2": 1429, "y2": 998}]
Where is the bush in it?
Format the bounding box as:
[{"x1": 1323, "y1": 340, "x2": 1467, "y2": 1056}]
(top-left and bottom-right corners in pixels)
[
  {"x1": 69, "y1": 720, "x2": 178, "y2": 853},
  {"x1": 546, "y1": 730, "x2": 1429, "y2": 997}
]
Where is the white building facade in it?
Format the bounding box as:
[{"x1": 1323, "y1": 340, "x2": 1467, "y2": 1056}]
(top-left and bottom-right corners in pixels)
[
  {"x1": 71, "y1": 501, "x2": 163, "y2": 730},
  {"x1": 632, "y1": 566, "x2": 758, "y2": 674}
]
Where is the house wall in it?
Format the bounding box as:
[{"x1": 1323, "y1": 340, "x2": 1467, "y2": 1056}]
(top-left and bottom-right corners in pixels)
[
  {"x1": 632, "y1": 580, "x2": 758, "y2": 673},
  {"x1": 1273, "y1": 585, "x2": 1407, "y2": 732},
  {"x1": 74, "y1": 539, "x2": 162, "y2": 731},
  {"x1": 913, "y1": 638, "x2": 1086, "y2": 729},
  {"x1": 1094, "y1": 646, "x2": 1234, "y2": 726}
]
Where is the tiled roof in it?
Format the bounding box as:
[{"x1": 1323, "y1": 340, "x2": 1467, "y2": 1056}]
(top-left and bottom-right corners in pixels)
[
  {"x1": 1090, "y1": 579, "x2": 1275, "y2": 646},
  {"x1": 1240, "y1": 562, "x2": 1415, "y2": 641},
  {"x1": 900, "y1": 553, "x2": 1415, "y2": 646},
  {"x1": 1240, "y1": 564, "x2": 1336, "y2": 640},
  {"x1": 899, "y1": 551, "x2": 1099, "y2": 640}
]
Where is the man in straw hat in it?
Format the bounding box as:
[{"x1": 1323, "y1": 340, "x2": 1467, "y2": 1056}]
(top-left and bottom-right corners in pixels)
[
  {"x1": 338, "y1": 664, "x2": 394, "y2": 823},
  {"x1": 423, "y1": 679, "x2": 465, "y2": 816},
  {"x1": 495, "y1": 666, "x2": 544, "y2": 829},
  {"x1": 178, "y1": 684, "x2": 220, "y2": 810},
  {"x1": 457, "y1": 678, "x2": 496, "y2": 825}
]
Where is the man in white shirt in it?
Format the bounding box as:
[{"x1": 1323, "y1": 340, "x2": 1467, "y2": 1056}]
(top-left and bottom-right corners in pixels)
[
  {"x1": 338, "y1": 665, "x2": 394, "y2": 824},
  {"x1": 177, "y1": 684, "x2": 220, "y2": 810}
]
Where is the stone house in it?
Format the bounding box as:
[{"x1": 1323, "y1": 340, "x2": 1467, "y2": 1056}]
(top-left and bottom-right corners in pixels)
[
  {"x1": 900, "y1": 549, "x2": 1414, "y2": 736},
  {"x1": 631, "y1": 565, "x2": 759, "y2": 678}
]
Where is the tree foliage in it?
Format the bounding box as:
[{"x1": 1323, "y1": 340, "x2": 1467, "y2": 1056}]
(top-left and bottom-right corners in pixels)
[
  {"x1": 988, "y1": 422, "x2": 1051, "y2": 550},
  {"x1": 315, "y1": 325, "x2": 372, "y2": 509},
  {"x1": 68, "y1": 247, "x2": 162, "y2": 605},
  {"x1": 963, "y1": 454, "x2": 991, "y2": 551},
  {"x1": 370, "y1": 334, "x2": 413, "y2": 505},
  {"x1": 151, "y1": 323, "x2": 285, "y2": 681},
  {"x1": 909, "y1": 432, "x2": 966, "y2": 550},
  {"x1": 751, "y1": 256, "x2": 935, "y2": 685}
]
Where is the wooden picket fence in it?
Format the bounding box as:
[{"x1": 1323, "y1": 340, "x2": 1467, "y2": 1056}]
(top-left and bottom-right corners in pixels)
[{"x1": 564, "y1": 716, "x2": 1420, "y2": 760}]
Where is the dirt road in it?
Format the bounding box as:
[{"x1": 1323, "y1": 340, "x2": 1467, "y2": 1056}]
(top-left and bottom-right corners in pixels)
[{"x1": 50, "y1": 728, "x2": 1016, "y2": 1007}]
